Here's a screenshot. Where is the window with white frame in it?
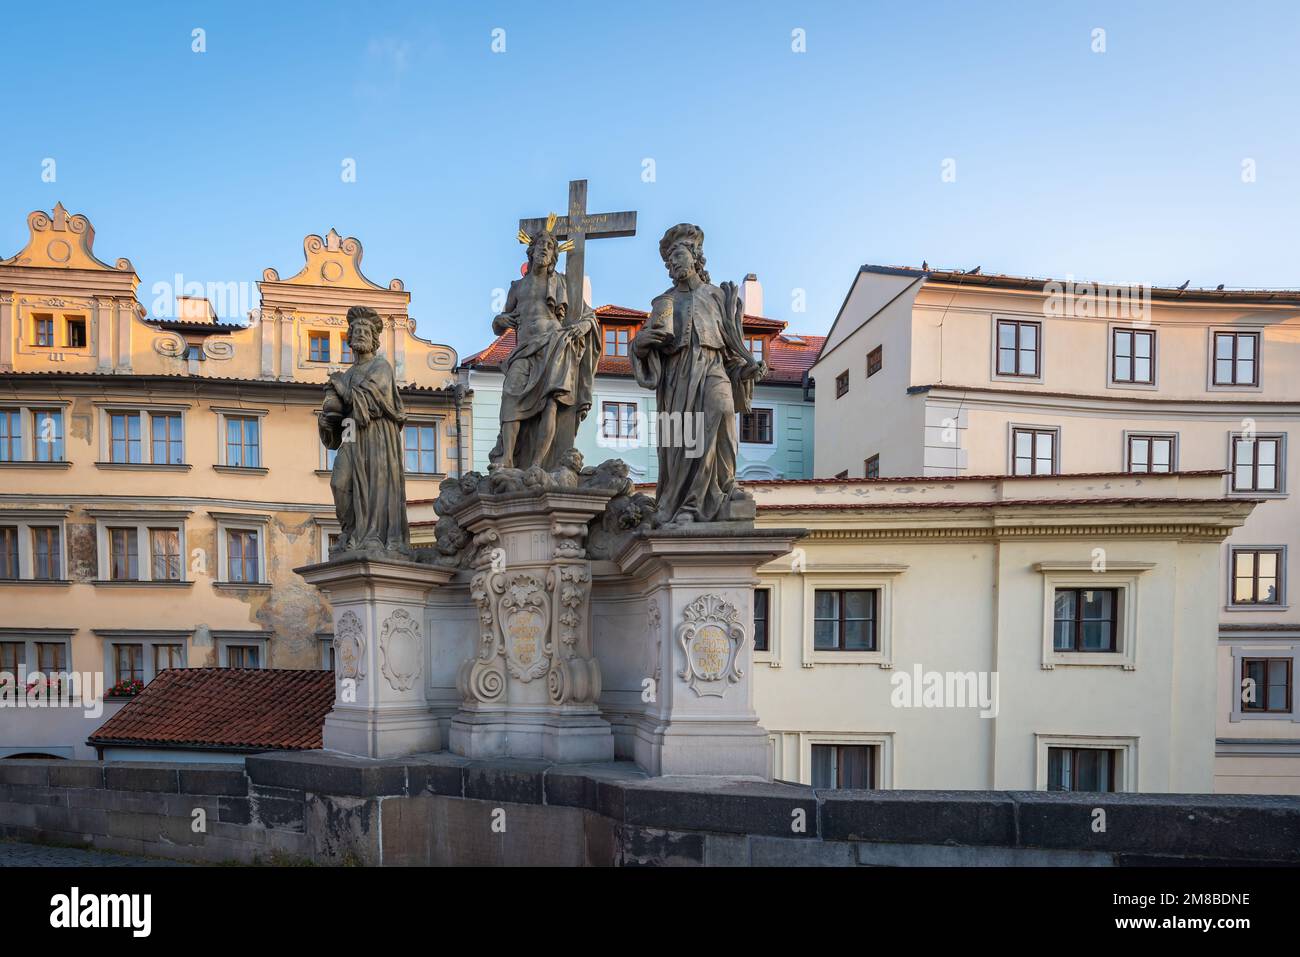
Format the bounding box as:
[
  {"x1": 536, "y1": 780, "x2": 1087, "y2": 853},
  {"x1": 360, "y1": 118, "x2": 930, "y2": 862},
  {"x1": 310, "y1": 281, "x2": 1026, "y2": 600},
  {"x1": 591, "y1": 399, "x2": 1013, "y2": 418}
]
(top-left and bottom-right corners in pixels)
[
  {"x1": 1228, "y1": 642, "x2": 1298, "y2": 722},
  {"x1": 212, "y1": 514, "x2": 269, "y2": 585},
  {"x1": 1011, "y1": 426, "x2": 1057, "y2": 476},
  {"x1": 0, "y1": 631, "x2": 74, "y2": 700},
  {"x1": 811, "y1": 744, "x2": 877, "y2": 789},
  {"x1": 96, "y1": 631, "x2": 191, "y2": 690},
  {"x1": 0, "y1": 405, "x2": 68, "y2": 463},
  {"x1": 1047, "y1": 747, "x2": 1118, "y2": 792},
  {"x1": 403, "y1": 421, "x2": 439, "y2": 474},
  {"x1": 0, "y1": 511, "x2": 68, "y2": 582},
  {"x1": 1126, "y1": 433, "x2": 1175, "y2": 473},
  {"x1": 214, "y1": 632, "x2": 270, "y2": 668},
  {"x1": 1036, "y1": 735, "x2": 1136, "y2": 792},
  {"x1": 601, "y1": 402, "x2": 638, "y2": 441},
  {"x1": 1036, "y1": 561, "x2": 1151, "y2": 669},
  {"x1": 995, "y1": 318, "x2": 1040, "y2": 377},
  {"x1": 1229, "y1": 547, "x2": 1284, "y2": 607},
  {"x1": 90, "y1": 511, "x2": 188, "y2": 584},
  {"x1": 1212, "y1": 331, "x2": 1261, "y2": 387},
  {"x1": 1231, "y1": 434, "x2": 1284, "y2": 493},
  {"x1": 98, "y1": 407, "x2": 187, "y2": 467},
  {"x1": 222, "y1": 414, "x2": 261, "y2": 468},
  {"x1": 1111, "y1": 328, "x2": 1155, "y2": 385},
  {"x1": 800, "y1": 569, "x2": 904, "y2": 667}
]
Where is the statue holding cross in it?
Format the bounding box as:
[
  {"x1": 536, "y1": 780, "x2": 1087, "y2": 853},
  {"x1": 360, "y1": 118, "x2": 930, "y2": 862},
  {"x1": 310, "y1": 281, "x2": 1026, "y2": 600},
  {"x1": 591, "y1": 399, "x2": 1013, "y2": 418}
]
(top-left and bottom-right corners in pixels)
[{"x1": 488, "y1": 181, "x2": 637, "y2": 472}]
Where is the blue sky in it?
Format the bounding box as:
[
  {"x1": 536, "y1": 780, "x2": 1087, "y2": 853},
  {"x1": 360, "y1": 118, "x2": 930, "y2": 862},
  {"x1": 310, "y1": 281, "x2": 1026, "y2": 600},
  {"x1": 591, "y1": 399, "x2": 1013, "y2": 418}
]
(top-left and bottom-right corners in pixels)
[{"x1": 3, "y1": 1, "x2": 1298, "y2": 356}]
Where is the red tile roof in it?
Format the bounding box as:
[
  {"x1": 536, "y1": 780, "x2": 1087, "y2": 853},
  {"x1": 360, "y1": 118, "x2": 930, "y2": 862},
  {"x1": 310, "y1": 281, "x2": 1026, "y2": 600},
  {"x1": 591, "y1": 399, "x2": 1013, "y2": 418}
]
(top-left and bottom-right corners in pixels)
[
  {"x1": 89, "y1": 668, "x2": 334, "y2": 752},
  {"x1": 463, "y1": 304, "x2": 823, "y2": 386}
]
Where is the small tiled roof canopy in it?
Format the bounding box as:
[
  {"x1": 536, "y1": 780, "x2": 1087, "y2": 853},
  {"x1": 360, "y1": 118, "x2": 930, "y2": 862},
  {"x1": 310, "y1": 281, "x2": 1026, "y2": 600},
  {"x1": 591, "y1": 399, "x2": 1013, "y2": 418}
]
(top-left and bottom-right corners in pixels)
[
  {"x1": 463, "y1": 304, "x2": 824, "y2": 386},
  {"x1": 89, "y1": 668, "x2": 334, "y2": 753}
]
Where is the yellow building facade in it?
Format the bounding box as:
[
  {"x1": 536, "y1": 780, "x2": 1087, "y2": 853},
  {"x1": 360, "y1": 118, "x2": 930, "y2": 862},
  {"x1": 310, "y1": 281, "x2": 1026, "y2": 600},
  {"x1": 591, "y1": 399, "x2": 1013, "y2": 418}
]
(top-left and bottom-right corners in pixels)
[{"x1": 0, "y1": 204, "x2": 466, "y2": 758}]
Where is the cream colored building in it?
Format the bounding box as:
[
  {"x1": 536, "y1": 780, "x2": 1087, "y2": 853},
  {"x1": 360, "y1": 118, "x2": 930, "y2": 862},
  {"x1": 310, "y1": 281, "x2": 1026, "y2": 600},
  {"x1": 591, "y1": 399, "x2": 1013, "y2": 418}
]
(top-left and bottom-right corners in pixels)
[
  {"x1": 0, "y1": 204, "x2": 465, "y2": 759},
  {"x1": 409, "y1": 471, "x2": 1251, "y2": 792},
  {"x1": 810, "y1": 266, "x2": 1300, "y2": 792}
]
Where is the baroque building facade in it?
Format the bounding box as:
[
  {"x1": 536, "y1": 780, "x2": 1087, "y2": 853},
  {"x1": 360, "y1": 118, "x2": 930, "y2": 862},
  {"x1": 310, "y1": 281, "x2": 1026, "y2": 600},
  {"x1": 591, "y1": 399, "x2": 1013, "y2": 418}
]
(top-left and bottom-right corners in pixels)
[
  {"x1": 809, "y1": 266, "x2": 1300, "y2": 793},
  {"x1": 0, "y1": 204, "x2": 464, "y2": 759}
]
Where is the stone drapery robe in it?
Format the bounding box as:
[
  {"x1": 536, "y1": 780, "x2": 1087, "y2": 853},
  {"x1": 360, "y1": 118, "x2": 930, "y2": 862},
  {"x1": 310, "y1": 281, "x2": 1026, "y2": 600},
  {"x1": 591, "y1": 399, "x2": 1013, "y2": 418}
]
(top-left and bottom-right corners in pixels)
[
  {"x1": 631, "y1": 280, "x2": 756, "y2": 523},
  {"x1": 491, "y1": 271, "x2": 599, "y2": 469},
  {"x1": 319, "y1": 354, "x2": 411, "y2": 556}
]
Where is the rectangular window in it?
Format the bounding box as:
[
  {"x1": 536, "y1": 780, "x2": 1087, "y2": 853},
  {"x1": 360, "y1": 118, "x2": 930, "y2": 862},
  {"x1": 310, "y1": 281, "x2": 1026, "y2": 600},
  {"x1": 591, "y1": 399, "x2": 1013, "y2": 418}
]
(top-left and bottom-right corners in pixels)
[
  {"x1": 835, "y1": 370, "x2": 849, "y2": 398},
  {"x1": 149, "y1": 413, "x2": 183, "y2": 465},
  {"x1": 0, "y1": 409, "x2": 23, "y2": 461},
  {"x1": 113, "y1": 644, "x2": 144, "y2": 685},
  {"x1": 404, "y1": 423, "x2": 438, "y2": 474},
  {"x1": 309, "y1": 332, "x2": 331, "y2": 362},
  {"x1": 1112, "y1": 329, "x2": 1155, "y2": 384},
  {"x1": 225, "y1": 416, "x2": 260, "y2": 468},
  {"x1": 340, "y1": 339, "x2": 354, "y2": 364},
  {"x1": 0, "y1": 527, "x2": 17, "y2": 579},
  {"x1": 227, "y1": 645, "x2": 260, "y2": 669},
  {"x1": 601, "y1": 402, "x2": 638, "y2": 440},
  {"x1": 753, "y1": 588, "x2": 770, "y2": 652},
  {"x1": 226, "y1": 529, "x2": 259, "y2": 583},
  {"x1": 150, "y1": 528, "x2": 181, "y2": 581},
  {"x1": 31, "y1": 409, "x2": 64, "y2": 462},
  {"x1": 110, "y1": 412, "x2": 142, "y2": 464},
  {"x1": 1232, "y1": 548, "x2": 1283, "y2": 605},
  {"x1": 36, "y1": 641, "x2": 66, "y2": 674},
  {"x1": 1242, "y1": 658, "x2": 1292, "y2": 714},
  {"x1": 1, "y1": 641, "x2": 25, "y2": 674},
  {"x1": 1053, "y1": 588, "x2": 1119, "y2": 652},
  {"x1": 865, "y1": 454, "x2": 880, "y2": 479},
  {"x1": 31, "y1": 526, "x2": 60, "y2": 580},
  {"x1": 1214, "y1": 332, "x2": 1260, "y2": 386},
  {"x1": 66, "y1": 318, "x2": 87, "y2": 348},
  {"x1": 743, "y1": 335, "x2": 766, "y2": 363},
  {"x1": 109, "y1": 527, "x2": 139, "y2": 581},
  {"x1": 996, "y1": 319, "x2": 1040, "y2": 377},
  {"x1": 1012, "y1": 427, "x2": 1056, "y2": 476},
  {"x1": 1047, "y1": 747, "x2": 1116, "y2": 792},
  {"x1": 603, "y1": 327, "x2": 631, "y2": 357},
  {"x1": 1232, "y1": 436, "x2": 1282, "y2": 493},
  {"x1": 813, "y1": 589, "x2": 876, "y2": 651},
  {"x1": 1127, "y1": 434, "x2": 1174, "y2": 474},
  {"x1": 154, "y1": 644, "x2": 184, "y2": 674},
  {"x1": 866, "y1": 346, "x2": 883, "y2": 377},
  {"x1": 34, "y1": 315, "x2": 54, "y2": 347},
  {"x1": 811, "y1": 744, "x2": 875, "y2": 789},
  {"x1": 739, "y1": 408, "x2": 772, "y2": 444}
]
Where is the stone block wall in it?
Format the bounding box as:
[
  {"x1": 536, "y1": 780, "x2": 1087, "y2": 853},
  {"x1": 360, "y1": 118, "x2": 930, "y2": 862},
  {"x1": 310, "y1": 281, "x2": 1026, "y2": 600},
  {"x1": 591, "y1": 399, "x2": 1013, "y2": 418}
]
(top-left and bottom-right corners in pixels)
[{"x1": 2, "y1": 754, "x2": 1299, "y2": 866}]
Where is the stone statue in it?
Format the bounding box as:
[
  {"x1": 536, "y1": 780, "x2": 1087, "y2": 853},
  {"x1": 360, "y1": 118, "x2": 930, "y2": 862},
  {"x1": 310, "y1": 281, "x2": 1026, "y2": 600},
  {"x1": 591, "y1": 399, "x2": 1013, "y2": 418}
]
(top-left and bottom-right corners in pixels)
[
  {"x1": 319, "y1": 306, "x2": 412, "y2": 558},
  {"x1": 631, "y1": 224, "x2": 765, "y2": 525},
  {"x1": 488, "y1": 214, "x2": 599, "y2": 471}
]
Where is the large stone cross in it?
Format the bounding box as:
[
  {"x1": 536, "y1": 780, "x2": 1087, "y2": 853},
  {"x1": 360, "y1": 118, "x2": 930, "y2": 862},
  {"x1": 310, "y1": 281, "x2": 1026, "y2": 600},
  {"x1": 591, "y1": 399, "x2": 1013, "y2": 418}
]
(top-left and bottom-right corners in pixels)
[{"x1": 520, "y1": 179, "x2": 636, "y2": 314}]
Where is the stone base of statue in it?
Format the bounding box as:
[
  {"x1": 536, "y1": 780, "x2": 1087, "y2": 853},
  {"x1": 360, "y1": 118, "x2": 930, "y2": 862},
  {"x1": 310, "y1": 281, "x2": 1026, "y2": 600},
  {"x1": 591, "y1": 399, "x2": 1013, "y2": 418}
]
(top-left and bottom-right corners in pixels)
[
  {"x1": 596, "y1": 525, "x2": 803, "y2": 777},
  {"x1": 447, "y1": 486, "x2": 617, "y2": 763},
  {"x1": 297, "y1": 556, "x2": 452, "y2": 759}
]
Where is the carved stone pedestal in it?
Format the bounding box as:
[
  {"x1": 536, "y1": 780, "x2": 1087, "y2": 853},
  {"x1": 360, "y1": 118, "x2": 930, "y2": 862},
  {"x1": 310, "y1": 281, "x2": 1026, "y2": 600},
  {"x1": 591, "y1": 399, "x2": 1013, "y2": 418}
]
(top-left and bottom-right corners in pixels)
[
  {"x1": 611, "y1": 526, "x2": 803, "y2": 777},
  {"x1": 449, "y1": 489, "x2": 617, "y2": 763},
  {"x1": 297, "y1": 558, "x2": 452, "y2": 759}
]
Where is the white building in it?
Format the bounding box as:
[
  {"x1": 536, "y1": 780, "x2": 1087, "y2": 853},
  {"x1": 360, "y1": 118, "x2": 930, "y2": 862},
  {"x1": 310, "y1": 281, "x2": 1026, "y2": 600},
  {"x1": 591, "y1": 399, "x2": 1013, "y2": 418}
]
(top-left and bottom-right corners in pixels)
[{"x1": 809, "y1": 266, "x2": 1300, "y2": 793}]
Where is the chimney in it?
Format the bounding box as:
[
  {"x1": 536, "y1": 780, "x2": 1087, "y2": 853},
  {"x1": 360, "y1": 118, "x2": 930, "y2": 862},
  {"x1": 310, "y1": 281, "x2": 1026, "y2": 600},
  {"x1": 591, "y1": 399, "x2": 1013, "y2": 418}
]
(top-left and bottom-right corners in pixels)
[
  {"x1": 176, "y1": 296, "x2": 217, "y2": 324},
  {"x1": 739, "y1": 273, "x2": 763, "y2": 317}
]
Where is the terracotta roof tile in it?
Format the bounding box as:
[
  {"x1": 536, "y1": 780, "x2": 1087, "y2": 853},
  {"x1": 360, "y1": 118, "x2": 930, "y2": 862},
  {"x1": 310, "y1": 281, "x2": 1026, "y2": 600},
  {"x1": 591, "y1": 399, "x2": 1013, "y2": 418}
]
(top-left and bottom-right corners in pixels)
[{"x1": 89, "y1": 668, "x2": 334, "y2": 752}]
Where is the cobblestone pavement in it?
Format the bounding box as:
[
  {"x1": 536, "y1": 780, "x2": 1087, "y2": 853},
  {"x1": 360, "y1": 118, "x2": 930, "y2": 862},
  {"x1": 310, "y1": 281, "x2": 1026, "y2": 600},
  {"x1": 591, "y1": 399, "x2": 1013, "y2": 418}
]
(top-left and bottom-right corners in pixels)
[{"x1": 0, "y1": 840, "x2": 193, "y2": 867}]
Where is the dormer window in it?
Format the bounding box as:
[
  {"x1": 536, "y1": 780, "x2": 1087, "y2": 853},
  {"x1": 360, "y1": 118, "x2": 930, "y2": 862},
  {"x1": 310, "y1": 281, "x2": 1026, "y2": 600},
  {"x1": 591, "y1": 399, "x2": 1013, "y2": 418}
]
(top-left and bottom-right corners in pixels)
[
  {"x1": 743, "y1": 335, "x2": 766, "y2": 363},
  {"x1": 603, "y1": 326, "x2": 632, "y2": 357}
]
